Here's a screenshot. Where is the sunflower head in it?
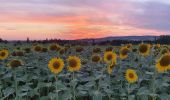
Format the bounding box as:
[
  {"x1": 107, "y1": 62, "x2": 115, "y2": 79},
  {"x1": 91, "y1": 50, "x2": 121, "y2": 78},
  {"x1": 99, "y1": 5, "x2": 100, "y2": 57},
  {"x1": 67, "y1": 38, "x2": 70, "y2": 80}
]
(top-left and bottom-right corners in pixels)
[
  {"x1": 107, "y1": 62, "x2": 116, "y2": 74},
  {"x1": 154, "y1": 44, "x2": 161, "y2": 49},
  {"x1": 41, "y1": 47, "x2": 48, "y2": 52},
  {"x1": 76, "y1": 46, "x2": 84, "y2": 53},
  {"x1": 139, "y1": 44, "x2": 150, "y2": 56},
  {"x1": 49, "y1": 44, "x2": 61, "y2": 51},
  {"x1": 92, "y1": 54, "x2": 101, "y2": 63},
  {"x1": 120, "y1": 47, "x2": 130, "y2": 59},
  {"x1": 104, "y1": 51, "x2": 117, "y2": 64},
  {"x1": 105, "y1": 47, "x2": 113, "y2": 52},
  {"x1": 59, "y1": 48, "x2": 65, "y2": 55},
  {"x1": 33, "y1": 45, "x2": 42, "y2": 52},
  {"x1": 126, "y1": 44, "x2": 132, "y2": 49},
  {"x1": 93, "y1": 48, "x2": 101, "y2": 53},
  {"x1": 125, "y1": 69, "x2": 138, "y2": 83},
  {"x1": 67, "y1": 56, "x2": 81, "y2": 72},
  {"x1": 8, "y1": 59, "x2": 23, "y2": 68},
  {"x1": 48, "y1": 58, "x2": 64, "y2": 74},
  {"x1": 16, "y1": 51, "x2": 24, "y2": 56},
  {"x1": 156, "y1": 53, "x2": 170, "y2": 72},
  {"x1": 0, "y1": 49, "x2": 9, "y2": 60},
  {"x1": 24, "y1": 48, "x2": 31, "y2": 53}
]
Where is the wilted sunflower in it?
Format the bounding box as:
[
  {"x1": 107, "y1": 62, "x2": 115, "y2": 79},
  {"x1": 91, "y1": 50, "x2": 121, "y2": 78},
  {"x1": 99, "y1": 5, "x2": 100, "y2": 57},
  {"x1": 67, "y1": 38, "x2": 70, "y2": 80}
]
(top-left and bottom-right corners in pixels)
[
  {"x1": 0, "y1": 49, "x2": 9, "y2": 60},
  {"x1": 138, "y1": 44, "x2": 150, "y2": 56},
  {"x1": 48, "y1": 58, "x2": 64, "y2": 74},
  {"x1": 156, "y1": 53, "x2": 170, "y2": 72},
  {"x1": 120, "y1": 47, "x2": 130, "y2": 59},
  {"x1": 92, "y1": 54, "x2": 101, "y2": 63},
  {"x1": 104, "y1": 51, "x2": 117, "y2": 64},
  {"x1": 7, "y1": 59, "x2": 23, "y2": 68},
  {"x1": 107, "y1": 62, "x2": 116, "y2": 74},
  {"x1": 67, "y1": 56, "x2": 81, "y2": 72},
  {"x1": 125, "y1": 69, "x2": 138, "y2": 83}
]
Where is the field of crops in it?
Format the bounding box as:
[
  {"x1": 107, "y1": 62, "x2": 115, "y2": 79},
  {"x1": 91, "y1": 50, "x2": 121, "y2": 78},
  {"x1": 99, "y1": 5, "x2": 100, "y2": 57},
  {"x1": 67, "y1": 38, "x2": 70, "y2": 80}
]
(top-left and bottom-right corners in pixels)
[{"x1": 0, "y1": 43, "x2": 170, "y2": 100}]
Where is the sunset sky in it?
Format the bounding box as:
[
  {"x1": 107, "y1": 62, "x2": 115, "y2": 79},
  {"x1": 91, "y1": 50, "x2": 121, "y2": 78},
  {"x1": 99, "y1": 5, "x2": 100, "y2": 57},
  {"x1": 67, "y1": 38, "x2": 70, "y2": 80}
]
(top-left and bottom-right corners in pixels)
[{"x1": 0, "y1": 0, "x2": 170, "y2": 40}]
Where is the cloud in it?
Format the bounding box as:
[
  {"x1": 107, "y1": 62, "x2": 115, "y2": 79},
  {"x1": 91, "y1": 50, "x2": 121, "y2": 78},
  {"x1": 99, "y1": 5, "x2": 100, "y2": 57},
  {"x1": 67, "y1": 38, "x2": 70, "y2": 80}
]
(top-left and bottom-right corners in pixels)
[{"x1": 0, "y1": 0, "x2": 170, "y2": 40}]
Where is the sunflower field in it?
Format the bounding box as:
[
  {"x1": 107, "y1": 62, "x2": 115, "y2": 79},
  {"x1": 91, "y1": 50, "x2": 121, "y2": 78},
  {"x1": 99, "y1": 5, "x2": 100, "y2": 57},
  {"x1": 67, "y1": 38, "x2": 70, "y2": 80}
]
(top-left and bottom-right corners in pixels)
[{"x1": 0, "y1": 43, "x2": 170, "y2": 100}]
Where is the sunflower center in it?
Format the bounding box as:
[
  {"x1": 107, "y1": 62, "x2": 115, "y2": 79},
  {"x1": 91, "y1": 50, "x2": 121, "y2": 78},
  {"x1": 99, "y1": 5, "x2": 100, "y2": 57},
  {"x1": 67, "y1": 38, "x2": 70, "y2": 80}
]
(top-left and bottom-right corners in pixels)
[
  {"x1": 129, "y1": 73, "x2": 134, "y2": 78},
  {"x1": 139, "y1": 45, "x2": 148, "y2": 53},
  {"x1": 107, "y1": 54, "x2": 113, "y2": 61},
  {"x1": 0, "y1": 52, "x2": 6, "y2": 57},
  {"x1": 121, "y1": 48, "x2": 129, "y2": 56},
  {"x1": 69, "y1": 59, "x2": 77, "y2": 68},
  {"x1": 160, "y1": 55, "x2": 170, "y2": 66},
  {"x1": 53, "y1": 61, "x2": 60, "y2": 69}
]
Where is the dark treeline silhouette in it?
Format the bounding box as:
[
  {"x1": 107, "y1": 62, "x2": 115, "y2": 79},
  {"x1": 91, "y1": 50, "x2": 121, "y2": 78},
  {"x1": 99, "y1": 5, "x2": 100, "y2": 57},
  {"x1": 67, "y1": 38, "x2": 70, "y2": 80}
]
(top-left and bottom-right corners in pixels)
[{"x1": 0, "y1": 35, "x2": 170, "y2": 46}]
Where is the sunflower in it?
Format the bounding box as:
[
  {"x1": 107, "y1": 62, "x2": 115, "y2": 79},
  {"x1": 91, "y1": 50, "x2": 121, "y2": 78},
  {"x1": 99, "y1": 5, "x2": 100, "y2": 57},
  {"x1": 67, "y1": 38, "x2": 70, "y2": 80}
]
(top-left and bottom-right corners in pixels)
[
  {"x1": 7, "y1": 59, "x2": 23, "y2": 68},
  {"x1": 48, "y1": 58, "x2": 64, "y2": 74},
  {"x1": 126, "y1": 44, "x2": 132, "y2": 49},
  {"x1": 138, "y1": 44, "x2": 150, "y2": 56},
  {"x1": 156, "y1": 53, "x2": 170, "y2": 72},
  {"x1": 104, "y1": 51, "x2": 117, "y2": 64},
  {"x1": 0, "y1": 49, "x2": 9, "y2": 60},
  {"x1": 125, "y1": 69, "x2": 138, "y2": 83},
  {"x1": 120, "y1": 46, "x2": 130, "y2": 59},
  {"x1": 93, "y1": 48, "x2": 101, "y2": 53},
  {"x1": 107, "y1": 62, "x2": 116, "y2": 74},
  {"x1": 67, "y1": 56, "x2": 81, "y2": 72},
  {"x1": 76, "y1": 46, "x2": 84, "y2": 53},
  {"x1": 33, "y1": 45, "x2": 42, "y2": 52},
  {"x1": 92, "y1": 54, "x2": 101, "y2": 63},
  {"x1": 49, "y1": 44, "x2": 61, "y2": 51}
]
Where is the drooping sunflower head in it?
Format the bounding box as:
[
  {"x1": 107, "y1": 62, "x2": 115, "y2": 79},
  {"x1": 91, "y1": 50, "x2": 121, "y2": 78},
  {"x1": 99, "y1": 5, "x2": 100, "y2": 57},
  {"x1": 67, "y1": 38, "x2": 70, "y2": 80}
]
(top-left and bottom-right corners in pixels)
[
  {"x1": 125, "y1": 69, "x2": 138, "y2": 83},
  {"x1": 156, "y1": 53, "x2": 170, "y2": 73},
  {"x1": 104, "y1": 51, "x2": 117, "y2": 64},
  {"x1": 24, "y1": 48, "x2": 31, "y2": 53},
  {"x1": 33, "y1": 45, "x2": 42, "y2": 52},
  {"x1": 93, "y1": 48, "x2": 101, "y2": 53},
  {"x1": 0, "y1": 49, "x2": 9, "y2": 60},
  {"x1": 48, "y1": 58, "x2": 64, "y2": 74},
  {"x1": 138, "y1": 44, "x2": 151, "y2": 56},
  {"x1": 120, "y1": 46, "x2": 130, "y2": 59},
  {"x1": 7, "y1": 59, "x2": 23, "y2": 68},
  {"x1": 92, "y1": 54, "x2": 101, "y2": 63},
  {"x1": 126, "y1": 44, "x2": 132, "y2": 49},
  {"x1": 16, "y1": 51, "x2": 24, "y2": 56},
  {"x1": 67, "y1": 56, "x2": 81, "y2": 72},
  {"x1": 49, "y1": 44, "x2": 61, "y2": 51},
  {"x1": 41, "y1": 47, "x2": 48, "y2": 52},
  {"x1": 107, "y1": 62, "x2": 116, "y2": 74},
  {"x1": 75, "y1": 46, "x2": 84, "y2": 53},
  {"x1": 59, "y1": 48, "x2": 65, "y2": 55}
]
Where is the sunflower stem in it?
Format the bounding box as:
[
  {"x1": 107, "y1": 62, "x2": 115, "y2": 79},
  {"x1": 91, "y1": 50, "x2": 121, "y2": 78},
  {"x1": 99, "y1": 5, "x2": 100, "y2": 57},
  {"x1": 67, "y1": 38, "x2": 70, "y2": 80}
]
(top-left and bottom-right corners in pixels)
[
  {"x1": 108, "y1": 74, "x2": 111, "y2": 100},
  {"x1": 13, "y1": 69, "x2": 18, "y2": 100},
  {"x1": 55, "y1": 75, "x2": 59, "y2": 100},
  {"x1": 73, "y1": 72, "x2": 76, "y2": 100},
  {"x1": 152, "y1": 70, "x2": 157, "y2": 100},
  {"x1": 127, "y1": 83, "x2": 130, "y2": 100}
]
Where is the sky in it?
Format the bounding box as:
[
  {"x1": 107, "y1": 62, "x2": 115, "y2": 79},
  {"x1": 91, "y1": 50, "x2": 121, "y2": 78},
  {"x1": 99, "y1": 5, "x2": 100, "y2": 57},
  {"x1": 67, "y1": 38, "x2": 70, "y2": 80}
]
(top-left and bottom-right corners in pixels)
[{"x1": 0, "y1": 0, "x2": 170, "y2": 40}]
